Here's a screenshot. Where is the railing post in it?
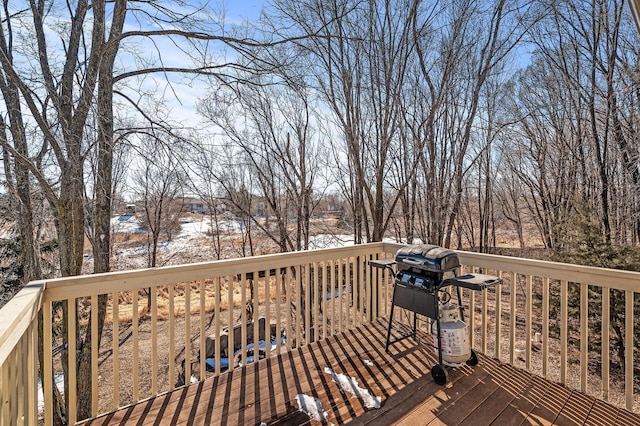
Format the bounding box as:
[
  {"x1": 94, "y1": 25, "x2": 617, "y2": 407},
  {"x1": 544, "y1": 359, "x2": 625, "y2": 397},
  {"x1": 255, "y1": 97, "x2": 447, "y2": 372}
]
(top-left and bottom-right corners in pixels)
[
  {"x1": 625, "y1": 290, "x2": 634, "y2": 411},
  {"x1": 43, "y1": 301, "x2": 53, "y2": 425}
]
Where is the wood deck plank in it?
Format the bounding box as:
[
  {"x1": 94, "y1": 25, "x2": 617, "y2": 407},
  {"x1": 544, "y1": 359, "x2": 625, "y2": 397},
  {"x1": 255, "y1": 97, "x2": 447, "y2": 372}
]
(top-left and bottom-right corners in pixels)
[
  {"x1": 523, "y1": 381, "x2": 573, "y2": 426},
  {"x1": 457, "y1": 364, "x2": 530, "y2": 425},
  {"x1": 490, "y1": 372, "x2": 551, "y2": 426},
  {"x1": 425, "y1": 360, "x2": 517, "y2": 425},
  {"x1": 614, "y1": 408, "x2": 639, "y2": 426},
  {"x1": 553, "y1": 389, "x2": 595, "y2": 426},
  {"x1": 79, "y1": 319, "x2": 640, "y2": 426},
  {"x1": 584, "y1": 399, "x2": 620, "y2": 426}
]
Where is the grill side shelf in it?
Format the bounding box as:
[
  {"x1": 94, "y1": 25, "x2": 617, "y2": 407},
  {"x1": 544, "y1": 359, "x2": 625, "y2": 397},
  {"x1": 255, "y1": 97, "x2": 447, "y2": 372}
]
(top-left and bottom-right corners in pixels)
[{"x1": 442, "y1": 273, "x2": 501, "y2": 291}]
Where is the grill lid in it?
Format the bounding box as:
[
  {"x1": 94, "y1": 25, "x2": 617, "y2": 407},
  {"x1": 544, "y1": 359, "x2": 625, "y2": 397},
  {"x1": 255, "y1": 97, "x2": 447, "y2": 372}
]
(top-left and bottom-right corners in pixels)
[{"x1": 395, "y1": 244, "x2": 460, "y2": 273}]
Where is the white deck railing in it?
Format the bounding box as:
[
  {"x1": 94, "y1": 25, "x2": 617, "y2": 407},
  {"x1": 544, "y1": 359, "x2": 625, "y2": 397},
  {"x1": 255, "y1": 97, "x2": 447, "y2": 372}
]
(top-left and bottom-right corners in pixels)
[{"x1": 1, "y1": 242, "x2": 639, "y2": 424}]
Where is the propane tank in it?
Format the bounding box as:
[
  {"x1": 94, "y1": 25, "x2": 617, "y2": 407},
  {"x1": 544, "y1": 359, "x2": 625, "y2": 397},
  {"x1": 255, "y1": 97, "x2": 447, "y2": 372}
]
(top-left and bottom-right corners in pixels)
[{"x1": 431, "y1": 304, "x2": 470, "y2": 366}]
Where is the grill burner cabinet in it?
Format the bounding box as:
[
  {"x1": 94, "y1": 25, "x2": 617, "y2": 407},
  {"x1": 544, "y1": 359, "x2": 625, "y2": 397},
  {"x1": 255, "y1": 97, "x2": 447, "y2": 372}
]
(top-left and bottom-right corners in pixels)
[{"x1": 370, "y1": 244, "x2": 501, "y2": 385}]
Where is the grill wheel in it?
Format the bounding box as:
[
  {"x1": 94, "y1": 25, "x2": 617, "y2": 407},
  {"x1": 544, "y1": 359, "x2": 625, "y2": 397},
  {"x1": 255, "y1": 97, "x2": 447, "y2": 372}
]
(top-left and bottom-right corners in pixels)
[
  {"x1": 431, "y1": 364, "x2": 448, "y2": 385},
  {"x1": 466, "y1": 349, "x2": 479, "y2": 367}
]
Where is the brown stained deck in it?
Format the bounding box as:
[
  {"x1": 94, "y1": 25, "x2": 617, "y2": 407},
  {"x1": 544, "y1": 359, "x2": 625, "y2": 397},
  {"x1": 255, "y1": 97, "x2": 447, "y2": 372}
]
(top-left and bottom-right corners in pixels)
[{"x1": 82, "y1": 319, "x2": 640, "y2": 426}]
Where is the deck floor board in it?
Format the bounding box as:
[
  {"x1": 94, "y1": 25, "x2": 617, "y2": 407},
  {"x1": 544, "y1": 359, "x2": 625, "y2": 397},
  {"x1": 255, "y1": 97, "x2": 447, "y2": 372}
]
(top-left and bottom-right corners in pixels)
[{"x1": 80, "y1": 319, "x2": 640, "y2": 426}]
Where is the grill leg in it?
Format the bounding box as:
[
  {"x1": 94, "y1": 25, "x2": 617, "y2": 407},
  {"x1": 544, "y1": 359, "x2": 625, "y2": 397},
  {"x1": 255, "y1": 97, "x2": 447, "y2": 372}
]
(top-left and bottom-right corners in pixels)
[{"x1": 385, "y1": 300, "x2": 395, "y2": 352}]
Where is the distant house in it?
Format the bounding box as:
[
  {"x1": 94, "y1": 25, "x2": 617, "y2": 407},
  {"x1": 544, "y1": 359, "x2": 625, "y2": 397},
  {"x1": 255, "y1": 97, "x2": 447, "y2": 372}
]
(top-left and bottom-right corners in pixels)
[{"x1": 180, "y1": 197, "x2": 211, "y2": 214}]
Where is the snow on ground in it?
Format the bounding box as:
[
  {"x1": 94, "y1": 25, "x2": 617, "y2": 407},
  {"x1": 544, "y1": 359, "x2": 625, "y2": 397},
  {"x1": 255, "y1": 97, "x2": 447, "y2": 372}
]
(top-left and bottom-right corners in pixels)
[
  {"x1": 295, "y1": 394, "x2": 332, "y2": 425},
  {"x1": 110, "y1": 215, "x2": 143, "y2": 234},
  {"x1": 324, "y1": 367, "x2": 381, "y2": 409},
  {"x1": 38, "y1": 373, "x2": 65, "y2": 417},
  {"x1": 308, "y1": 234, "x2": 355, "y2": 249}
]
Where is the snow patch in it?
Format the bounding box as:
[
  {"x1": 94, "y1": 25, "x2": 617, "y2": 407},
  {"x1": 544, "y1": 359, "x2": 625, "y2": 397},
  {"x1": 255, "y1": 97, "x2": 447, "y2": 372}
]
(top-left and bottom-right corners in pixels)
[
  {"x1": 324, "y1": 367, "x2": 381, "y2": 409},
  {"x1": 308, "y1": 234, "x2": 355, "y2": 249},
  {"x1": 295, "y1": 394, "x2": 331, "y2": 424},
  {"x1": 361, "y1": 358, "x2": 374, "y2": 367},
  {"x1": 38, "y1": 373, "x2": 65, "y2": 417}
]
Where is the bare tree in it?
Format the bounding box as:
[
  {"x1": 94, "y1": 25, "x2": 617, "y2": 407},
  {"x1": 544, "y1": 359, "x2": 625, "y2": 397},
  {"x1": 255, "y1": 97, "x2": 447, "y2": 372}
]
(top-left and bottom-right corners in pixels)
[
  {"x1": 272, "y1": 0, "x2": 422, "y2": 243},
  {"x1": 133, "y1": 135, "x2": 186, "y2": 268},
  {"x1": 197, "y1": 71, "x2": 324, "y2": 253}
]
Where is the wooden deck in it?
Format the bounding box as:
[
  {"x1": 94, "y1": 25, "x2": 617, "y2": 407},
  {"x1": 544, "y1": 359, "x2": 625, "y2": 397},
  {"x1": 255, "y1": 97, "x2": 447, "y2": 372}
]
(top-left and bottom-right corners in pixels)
[{"x1": 82, "y1": 319, "x2": 640, "y2": 426}]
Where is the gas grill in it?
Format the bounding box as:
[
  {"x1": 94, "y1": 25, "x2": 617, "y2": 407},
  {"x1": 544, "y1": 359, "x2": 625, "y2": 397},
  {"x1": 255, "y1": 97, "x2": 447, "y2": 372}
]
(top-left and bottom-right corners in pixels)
[{"x1": 370, "y1": 244, "x2": 501, "y2": 384}]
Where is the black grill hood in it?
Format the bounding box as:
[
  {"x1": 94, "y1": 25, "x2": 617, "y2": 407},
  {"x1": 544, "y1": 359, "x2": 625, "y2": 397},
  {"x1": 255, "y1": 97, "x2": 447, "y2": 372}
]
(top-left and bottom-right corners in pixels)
[{"x1": 395, "y1": 244, "x2": 460, "y2": 274}]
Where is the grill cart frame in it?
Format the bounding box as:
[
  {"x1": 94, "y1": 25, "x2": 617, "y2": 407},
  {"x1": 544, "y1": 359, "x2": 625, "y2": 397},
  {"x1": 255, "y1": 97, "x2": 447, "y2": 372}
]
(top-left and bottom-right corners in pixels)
[{"x1": 370, "y1": 244, "x2": 501, "y2": 385}]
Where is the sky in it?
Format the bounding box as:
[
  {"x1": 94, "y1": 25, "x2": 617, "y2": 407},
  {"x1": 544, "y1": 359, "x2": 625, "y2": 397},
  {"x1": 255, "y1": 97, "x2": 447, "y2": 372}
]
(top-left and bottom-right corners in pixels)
[
  {"x1": 113, "y1": 0, "x2": 271, "y2": 131},
  {"x1": 225, "y1": 0, "x2": 266, "y2": 22}
]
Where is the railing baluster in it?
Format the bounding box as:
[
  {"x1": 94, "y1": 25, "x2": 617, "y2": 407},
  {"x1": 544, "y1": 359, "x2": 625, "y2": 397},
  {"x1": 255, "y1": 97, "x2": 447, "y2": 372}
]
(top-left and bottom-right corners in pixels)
[
  {"x1": 184, "y1": 282, "x2": 191, "y2": 386},
  {"x1": 241, "y1": 274, "x2": 247, "y2": 365},
  {"x1": 68, "y1": 298, "x2": 77, "y2": 424},
  {"x1": 469, "y1": 288, "x2": 475, "y2": 349},
  {"x1": 132, "y1": 289, "x2": 139, "y2": 401},
  {"x1": 625, "y1": 290, "x2": 634, "y2": 411},
  {"x1": 330, "y1": 259, "x2": 336, "y2": 336},
  {"x1": 384, "y1": 257, "x2": 389, "y2": 316},
  {"x1": 214, "y1": 277, "x2": 221, "y2": 376},
  {"x1": 510, "y1": 272, "x2": 517, "y2": 366},
  {"x1": 338, "y1": 259, "x2": 344, "y2": 333},
  {"x1": 305, "y1": 265, "x2": 311, "y2": 345},
  {"x1": 525, "y1": 275, "x2": 532, "y2": 371},
  {"x1": 28, "y1": 321, "x2": 37, "y2": 425},
  {"x1": 542, "y1": 277, "x2": 549, "y2": 379},
  {"x1": 373, "y1": 255, "x2": 378, "y2": 320},
  {"x1": 363, "y1": 256, "x2": 369, "y2": 323},
  {"x1": 227, "y1": 276, "x2": 234, "y2": 370},
  {"x1": 5, "y1": 346, "x2": 14, "y2": 425},
  {"x1": 560, "y1": 280, "x2": 568, "y2": 385},
  {"x1": 580, "y1": 282, "x2": 588, "y2": 393},
  {"x1": 352, "y1": 257, "x2": 358, "y2": 328},
  {"x1": 285, "y1": 268, "x2": 292, "y2": 349},
  {"x1": 602, "y1": 286, "x2": 610, "y2": 401},
  {"x1": 15, "y1": 336, "x2": 22, "y2": 420},
  {"x1": 91, "y1": 294, "x2": 99, "y2": 416},
  {"x1": 199, "y1": 280, "x2": 206, "y2": 381},
  {"x1": 322, "y1": 260, "x2": 327, "y2": 340},
  {"x1": 313, "y1": 261, "x2": 319, "y2": 341},
  {"x1": 276, "y1": 271, "x2": 283, "y2": 353},
  {"x1": 495, "y1": 271, "x2": 502, "y2": 360},
  {"x1": 152, "y1": 286, "x2": 158, "y2": 394},
  {"x1": 296, "y1": 265, "x2": 302, "y2": 348},
  {"x1": 264, "y1": 272, "x2": 271, "y2": 358},
  {"x1": 253, "y1": 276, "x2": 260, "y2": 358},
  {"x1": 482, "y1": 286, "x2": 488, "y2": 355},
  {"x1": 168, "y1": 284, "x2": 175, "y2": 387},
  {"x1": 359, "y1": 256, "x2": 365, "y2": 325},
  {"x1": 113, "y1": 292, "x2": 120, "y2": 408}
]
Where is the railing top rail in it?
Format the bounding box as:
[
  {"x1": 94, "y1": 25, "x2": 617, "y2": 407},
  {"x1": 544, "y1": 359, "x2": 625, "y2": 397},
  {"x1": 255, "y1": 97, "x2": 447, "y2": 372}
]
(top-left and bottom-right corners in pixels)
[
  {"x1": 383, "y1": 242, "x2": 640, "y2": 292},
  {"x1": 0, "y1": 282, "x2": 44, "y2": 365},
  {"x1": 42, "y1": 242, "x2": 388, "y2": 302},
  {"x1": 456, "y1": 251, "x2": 640, "y2": 291}
]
